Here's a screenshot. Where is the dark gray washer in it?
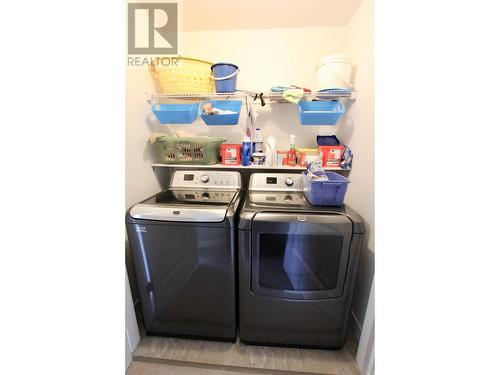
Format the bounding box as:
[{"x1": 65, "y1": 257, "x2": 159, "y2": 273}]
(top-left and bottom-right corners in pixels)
[{"x1": 126, "y1": 195, "x2": 239, "y2": 341}]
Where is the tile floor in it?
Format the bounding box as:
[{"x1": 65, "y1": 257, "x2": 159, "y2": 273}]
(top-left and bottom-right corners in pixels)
[{"x1": 129, "y1": 332, "x2": 360, "y2": 375}]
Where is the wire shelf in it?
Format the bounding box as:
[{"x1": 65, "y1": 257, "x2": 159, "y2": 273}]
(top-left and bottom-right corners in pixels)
[
  {"x1": 151, "y1": 163, "x2": 349, "y2": 171},
  {"x1": 147, "y1": 90, "x2": 356, "y2": 104}
]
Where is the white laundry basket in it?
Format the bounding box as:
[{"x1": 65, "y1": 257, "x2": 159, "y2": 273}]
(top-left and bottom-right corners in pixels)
[{"x1": 316, "y1": 55, "x2": 354, "y2": 91}]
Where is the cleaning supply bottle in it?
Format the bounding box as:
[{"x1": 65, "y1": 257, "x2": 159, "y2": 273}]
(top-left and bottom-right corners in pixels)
[
  {"x1": 253, "y1": 127, "x2": 264, "y2": 153},
  {"x1": 242, "y1": 136, "x2": 252, "y2": 166},
  {"x1": 287, "y1": 134, "x2": 297, "y2": 166},
  {"x1": 265, "y1": 134, "x2": 277, "y2": 167}
]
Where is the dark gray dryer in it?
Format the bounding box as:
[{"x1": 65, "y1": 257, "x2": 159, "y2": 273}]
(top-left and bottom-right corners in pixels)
[
  {"x1": 126, "y1": 170, "x2": 241, "y2": 341},
  {"x1": 238, "y1": 173, "x2": 365, "y2": 349}
]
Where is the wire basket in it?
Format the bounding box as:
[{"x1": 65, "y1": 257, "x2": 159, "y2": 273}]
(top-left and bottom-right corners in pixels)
[
  {"x1": 154, "y1": 136, "x2": 225, "y2": 165},
  {"x1": 149, "y1": 57, "x2": 215, "y2": 94}
]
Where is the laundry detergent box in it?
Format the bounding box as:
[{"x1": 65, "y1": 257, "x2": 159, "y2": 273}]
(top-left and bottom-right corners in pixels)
[
  {"x1": 319, "y1": 145, "x2": 344, "y2": 167},
  {"x1": 221, "y1": 144, "x2": 242, "y2": 165}
]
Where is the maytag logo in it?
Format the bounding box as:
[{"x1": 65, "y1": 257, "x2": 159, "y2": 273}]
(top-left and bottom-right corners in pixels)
[
  {"x1": 135, "y1": 225, "x2": 147, "y2": 233},
  {"x1": 128, "y1": 2, "x2": 178, "y2": 55}
]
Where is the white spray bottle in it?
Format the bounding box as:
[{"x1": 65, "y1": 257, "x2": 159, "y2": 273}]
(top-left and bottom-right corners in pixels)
[{"x1": 265, "y1": 134, "x2": 277, "y2": 167}]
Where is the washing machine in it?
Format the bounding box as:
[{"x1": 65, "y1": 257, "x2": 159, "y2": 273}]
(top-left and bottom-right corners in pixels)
[
  {"x1": 237, "y1": 173, "x2": 365, "y2": 349},
  {"x1": 126, "y1": 170, "x2": 241, "y2": 341}
]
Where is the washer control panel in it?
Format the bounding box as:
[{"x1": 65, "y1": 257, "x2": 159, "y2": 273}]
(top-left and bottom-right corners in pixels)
[
  {"x1": 249, "y1": 173, "x2": 303, "y2": 192},
  {"x1": 249, "y1": 192, "x2": 306, "y2": 205},
  {"x1": 171, "y1": 170, "x2": 241, "y2": 189},
  {"x1": 172, "y1": 190, "x2": 236, "y2": 203}
]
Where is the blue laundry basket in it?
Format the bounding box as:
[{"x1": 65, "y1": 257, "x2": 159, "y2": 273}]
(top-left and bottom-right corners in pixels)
[
  {"x1": 298, "y1": 100, "x2": 345, "y2": 125},
  {"x1": 199, "y1": 100, "x2": 242, "y2": 125},
  {"x1": 302, "y1": 172, "x2": 350, "y2": 206},
  {"x1": 151, "y1": 103, "x2": 199, "y2": 124}
]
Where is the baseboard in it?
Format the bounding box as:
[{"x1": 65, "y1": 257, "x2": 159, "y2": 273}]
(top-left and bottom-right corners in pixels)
[{"x1": 350, "y1": 310, "x2": 362, "y2": 342}]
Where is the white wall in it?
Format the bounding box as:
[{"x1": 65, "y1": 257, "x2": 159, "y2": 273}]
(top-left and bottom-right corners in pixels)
[
  {"x1": 340, "y1": 0, "x2": 375, "y2": 344},
  {"x1": 180, "y1": 26, "x2": 348, "y2": 93},
  {"x1": 126, "y1": 68, "x2": 162, "y2": 209}
]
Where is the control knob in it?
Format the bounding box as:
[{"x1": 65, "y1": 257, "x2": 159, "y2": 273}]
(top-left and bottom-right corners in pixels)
[
  {"x1": 200, "y1": 174, "x2": 209, "y2": 183},
  {"x1": 284, "y1": 177, "x2": 294, "y2": 186},
  {"x1": 201, "y1": 192, "x2": 210, "y2": 200}
]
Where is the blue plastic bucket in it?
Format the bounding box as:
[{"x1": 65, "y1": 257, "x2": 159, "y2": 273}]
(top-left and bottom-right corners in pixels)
[{"x1": 211, "y1": 63, "x2": 239, "y2": 93}]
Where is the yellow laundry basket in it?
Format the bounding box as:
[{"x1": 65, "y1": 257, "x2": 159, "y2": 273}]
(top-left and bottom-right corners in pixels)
[{"x1": 149, "y1": 57, "x2": 215, "y2": 94}]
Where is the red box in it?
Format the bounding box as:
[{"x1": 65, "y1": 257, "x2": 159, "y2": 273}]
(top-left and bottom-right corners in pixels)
[
  {"x1": 319, "y1": 145, "x2": 344, "y2": 167},
  {"x1": 221, "y1": 144, "x2": 242, "y2": 165}
]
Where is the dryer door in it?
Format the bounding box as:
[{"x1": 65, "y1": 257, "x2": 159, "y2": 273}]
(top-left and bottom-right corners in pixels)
[{"x1": 251, "y1": 212, "x2": 352, "y2": 300}]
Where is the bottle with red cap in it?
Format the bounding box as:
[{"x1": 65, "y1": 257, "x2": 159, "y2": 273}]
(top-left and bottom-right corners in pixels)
[{"x1": 287, "y1": 134, "x2": 297, "y2": 167}]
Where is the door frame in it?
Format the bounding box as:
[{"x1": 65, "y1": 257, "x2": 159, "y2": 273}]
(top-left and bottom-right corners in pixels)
[
  {"x1": 356, "y1": 280, "x2": 375, "y2": 375},
  {"x1": 125, "y1": 270, "x2": 140, "y2": 369}
]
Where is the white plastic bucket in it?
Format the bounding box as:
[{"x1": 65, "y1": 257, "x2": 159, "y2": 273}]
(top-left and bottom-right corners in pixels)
[{"x1": 316, "y1": 55, "x2": 354, "y2": 91}]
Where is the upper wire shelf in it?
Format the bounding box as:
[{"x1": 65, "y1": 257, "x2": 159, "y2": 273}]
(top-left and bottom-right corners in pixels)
[{"x1": 147, "y1": 90, "x2": 356, "y2": 104}]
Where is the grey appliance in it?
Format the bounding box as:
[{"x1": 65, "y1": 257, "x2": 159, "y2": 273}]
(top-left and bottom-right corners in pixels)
[
  {"x1": 238, "y1": 173, "x2": 365, "y2": 349},
  {"x1": 126, "y1": 170, "x2": 241, "y2": 341}
]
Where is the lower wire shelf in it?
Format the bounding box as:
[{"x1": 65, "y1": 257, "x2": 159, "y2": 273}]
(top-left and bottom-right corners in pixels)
[{"x1": 151, "y1": 163, "x2": 348, "y2": 171}]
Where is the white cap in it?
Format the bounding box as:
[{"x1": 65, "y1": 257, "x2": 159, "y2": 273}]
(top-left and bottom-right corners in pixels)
[
  {"x1": 254, "y1": 128, "x2": 263, "y2": 141},
  {"x1": 290, "y1": 134, "x2": 296, "y2": 146},
  {"x1": 243, "y1": 136, "x2": 251, "y2": 142}
]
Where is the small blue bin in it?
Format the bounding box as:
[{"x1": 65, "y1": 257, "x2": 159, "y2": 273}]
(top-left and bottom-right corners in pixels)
[
  {"x1": 317, "y1": 135, "x2": 341, "y2": 146},
  {"x1": 302, "y1": 172, "x2": 350, "y2": 206},
  {"x1": 199, "y1": 100, "x2": 242, "y2": 126},
  {"x1": 298, "y1": 100, "x2": 345, "y2": 125},
  {"x1": 151, "y1": 103, "x2": 199, "y2": 124}
]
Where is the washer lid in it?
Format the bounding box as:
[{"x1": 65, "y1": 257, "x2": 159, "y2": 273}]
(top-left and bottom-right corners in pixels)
[{"x1": 130, "y1": 189, "x2": 238, "y2": 222}]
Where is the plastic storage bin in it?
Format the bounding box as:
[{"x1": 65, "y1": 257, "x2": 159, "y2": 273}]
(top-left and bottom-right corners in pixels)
[
  {"x1": 302, "y1": 172, "x2": 350, "y2": 206},
  {"x1": 155, "y1": 135, "x2": 225, "y2": 164},
  {"x1": 199, "y1": 100, "x2": 242, "y2": 125},
  {"x1": 151, "y1": 103, "x2": 199, "y2": 124},
  {"x1": 298, "y1": 100, "x2": 345, "y2": 125}
]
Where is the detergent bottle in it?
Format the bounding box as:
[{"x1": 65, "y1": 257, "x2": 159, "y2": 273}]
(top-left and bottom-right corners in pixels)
[{"x1": 242, "y1": 136, "x2": 252, "y2": 166}]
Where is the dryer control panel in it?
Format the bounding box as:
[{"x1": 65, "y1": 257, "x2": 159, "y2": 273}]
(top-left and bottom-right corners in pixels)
[
  {"x1": 170, "y1": 170, "x2": 241, "y2": 189},
  {"x1": 249, "y1": 173, "x2": 303, "y2": 192}
]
